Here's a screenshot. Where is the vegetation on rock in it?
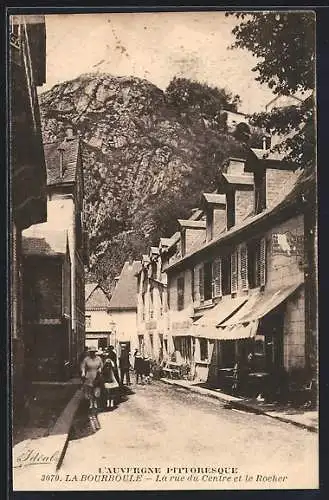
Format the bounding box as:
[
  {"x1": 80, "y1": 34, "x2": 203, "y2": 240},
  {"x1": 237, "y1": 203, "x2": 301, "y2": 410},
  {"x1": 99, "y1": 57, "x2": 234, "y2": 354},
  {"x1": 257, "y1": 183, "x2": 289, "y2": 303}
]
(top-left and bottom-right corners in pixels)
[{"x1": 40, "y1": 74, "x2": 253, "y2": 288}]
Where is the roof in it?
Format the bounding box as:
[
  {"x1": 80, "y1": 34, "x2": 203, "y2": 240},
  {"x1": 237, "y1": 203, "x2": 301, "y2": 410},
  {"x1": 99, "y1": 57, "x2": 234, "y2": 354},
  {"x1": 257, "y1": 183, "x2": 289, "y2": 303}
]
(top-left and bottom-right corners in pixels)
[
  {"x1": 178, "y1": 219, "x2": 206, "y2": 229},
  {"x1": 85, "y1": 283, "x2": 98, "y2": 302},
  {"x1": 85, "y1": 284, "x2": 111, "y2": 311},
  {"x1": 219, "y1": 280, "x2": 303, "y2": 328},
  {"x1": 44, "y1": 137, "x2": 80, "y2": 186},
  {"x1": 202, "y1": 193, "x2": 226, "y2": 206},
  {"x1": 160, "y1": 237, "x2": 172, "y2": 248},
  {"x1": 108, "y1": 261, "x2": 142, "y2": 311},
  {"x1": 165, "y1": 169, "x2": 315, "y2": 273},
  {"x1": 150, "y1": 246, "x2": 160, "y2": 255},
  {"x1": 22, "y1": 225, "x2": 69, "y2": 257},
  {"x1": 189, "y1": 208, "x2": 204, "y2": 221},
  {"x1": 221, "y1": 172, "x2": 254, "y2": 186}
]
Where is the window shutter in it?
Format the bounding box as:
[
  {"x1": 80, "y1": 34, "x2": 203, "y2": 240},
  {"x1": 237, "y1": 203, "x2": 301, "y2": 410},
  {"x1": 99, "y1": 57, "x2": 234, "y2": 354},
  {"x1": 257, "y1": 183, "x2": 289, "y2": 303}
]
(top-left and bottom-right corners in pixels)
[
  {"x1": 240, "y1": 244, "x2": 248, "y2": 291},
  {"x1": 259, "y1": 237, "x2": 266, "y2": 287},
  {"x1": 199, "y1": 266, "x2": 204, "y2": 302},
  {"x1": 193, "y1": 266, "x2": 199, "y2": 303},
  {"x1": 231, "y1": 250, "x2": 238, "y2": 294},
  {"x1": 212, "y1": 258, "x2": 222, "y2": 298}
]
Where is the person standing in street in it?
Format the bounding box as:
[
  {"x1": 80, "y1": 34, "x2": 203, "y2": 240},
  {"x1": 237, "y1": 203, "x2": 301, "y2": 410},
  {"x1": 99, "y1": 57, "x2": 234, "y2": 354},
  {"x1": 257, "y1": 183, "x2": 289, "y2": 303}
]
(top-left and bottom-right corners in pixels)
[
  {"x1": 80, "y1": 346, "x2": 103, "y2": 411},
  {"x1": 119, "y1": 345, "x2": 131, "y2": 385},
  {"x1": 102, "y1": 357, "x2": 120, "y2": 409},
  {"x1": 143, "y1": 354, "x2": 151, "y2": 384},
  {"x1": 107, "y1": 345, "x2": 120, "y2": 385},
  {"x1": 134, "y1": 349, "x2": 144, "y2": 384}
]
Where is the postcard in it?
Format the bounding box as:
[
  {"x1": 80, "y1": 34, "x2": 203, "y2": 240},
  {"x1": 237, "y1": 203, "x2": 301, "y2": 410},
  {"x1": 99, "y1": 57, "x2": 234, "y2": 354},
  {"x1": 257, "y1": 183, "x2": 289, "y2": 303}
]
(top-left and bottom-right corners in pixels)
[{"x1": 9, "y1": 9, "x2": 318, "y2": 491}]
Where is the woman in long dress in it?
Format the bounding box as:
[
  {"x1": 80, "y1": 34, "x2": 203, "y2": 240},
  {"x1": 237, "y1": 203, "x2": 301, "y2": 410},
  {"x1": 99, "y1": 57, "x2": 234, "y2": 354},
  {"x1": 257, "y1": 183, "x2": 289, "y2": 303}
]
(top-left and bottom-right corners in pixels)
[
  {"x1": 80, "y1": 346, "x2": 103, "y2": 411},
  {"x1": 102, "y1": 358, "x2": 120, "y2": 409}
]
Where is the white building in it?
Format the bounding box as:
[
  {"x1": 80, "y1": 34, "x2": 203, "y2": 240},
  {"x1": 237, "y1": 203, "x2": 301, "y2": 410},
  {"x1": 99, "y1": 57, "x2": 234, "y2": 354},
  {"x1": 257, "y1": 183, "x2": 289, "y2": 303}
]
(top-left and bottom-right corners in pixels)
[
  {"x1": 85, "y1": 283, "x2": 112, "y2": 349},
  {"x1": 108, "y1": 261, "x2": 141, "y2": 354}
]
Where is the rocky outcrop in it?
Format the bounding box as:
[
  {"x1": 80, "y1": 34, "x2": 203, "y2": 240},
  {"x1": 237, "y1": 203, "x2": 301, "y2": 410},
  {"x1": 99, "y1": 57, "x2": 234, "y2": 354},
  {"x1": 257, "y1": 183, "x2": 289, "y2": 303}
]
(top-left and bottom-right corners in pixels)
[{"x1": 39, "y1": 73, "x2": 248, "y2": 286}]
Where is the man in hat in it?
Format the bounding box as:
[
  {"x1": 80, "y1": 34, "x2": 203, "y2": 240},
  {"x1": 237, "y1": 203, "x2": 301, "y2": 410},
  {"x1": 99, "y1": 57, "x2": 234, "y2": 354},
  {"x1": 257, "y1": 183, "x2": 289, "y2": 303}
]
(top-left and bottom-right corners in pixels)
[
  {"x1": 80, "y1": 346, "x2": 103, "y2": 410},
  {"x1": 119, "y1": 344, "x2": 131, "y2": 386}
]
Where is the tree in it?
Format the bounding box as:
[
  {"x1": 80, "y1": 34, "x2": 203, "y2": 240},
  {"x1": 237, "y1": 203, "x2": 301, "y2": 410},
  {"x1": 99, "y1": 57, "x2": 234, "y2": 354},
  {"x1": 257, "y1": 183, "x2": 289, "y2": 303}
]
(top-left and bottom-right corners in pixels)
[
  {"x1": 165, "y1": 77, "x2": 241, "y2": 130},
  {"x1": 226, "y1": 11, "x2": 315, "y2": 170}
]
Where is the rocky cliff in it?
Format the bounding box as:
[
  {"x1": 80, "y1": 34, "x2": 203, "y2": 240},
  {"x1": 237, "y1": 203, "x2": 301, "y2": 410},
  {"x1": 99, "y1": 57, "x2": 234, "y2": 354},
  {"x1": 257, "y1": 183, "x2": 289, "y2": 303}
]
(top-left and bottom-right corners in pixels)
[{"x1": 39, "y1": 73, "x2": 249, "y2": 286}]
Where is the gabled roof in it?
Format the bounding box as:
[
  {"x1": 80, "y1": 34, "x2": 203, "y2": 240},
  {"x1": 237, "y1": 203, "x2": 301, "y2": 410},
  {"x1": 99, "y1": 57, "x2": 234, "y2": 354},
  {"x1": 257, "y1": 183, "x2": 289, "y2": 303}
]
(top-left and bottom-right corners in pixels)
[
  {"x1": 150, "y1": 246, "x2": 160, "y2": 255},
  {"x1": 159, "y1": 237, "x2": 172, "y2": 248},
  {"x1": 85, "y1": 283, "x2": 98, "y2": 302},
  {"x1": 108, "y1": 261, "x2": 142, "y2": 311},
  {"x1": 85, "y1": 284, "x2": 111, "y2": 311},
  {"x1": 165, "y1": 169, "x2": 314, "y2": 273},
  {"x1": 178, "y1": 219, "x2": 206, "y2": 229},
  {"x1": 189, "y1": 208, "x2": 204, "y2": 221},
  {"x1": 22, "y1": 226, "x2": 69, "y2": 257},
  {"x1": 201, "y1": 193, "x2": 226, "y2": 206},
  {"x1": 221, "y1": 172, "x2": 254, "y2": 187},
  {"x1": 44, "y1": 137, "x2": 80, "y2": 186}
]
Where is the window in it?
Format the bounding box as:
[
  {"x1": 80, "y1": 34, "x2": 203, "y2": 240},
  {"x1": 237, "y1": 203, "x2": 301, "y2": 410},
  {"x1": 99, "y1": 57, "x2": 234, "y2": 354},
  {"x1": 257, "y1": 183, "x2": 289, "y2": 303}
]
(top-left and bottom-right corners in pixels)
[
  {"x1": 98, "y1": 338, "x2": 107, "y2": 350},
  {"x1": 231, "y1": 250, "x2": 238, "y2": 294},
  {"x1": 227, "y1": 191, "x2": 235, "y2": 229},
  {"x1": 159, "y1": 287, "x2": 163, "y2": 316},
  {"x1": 203, "y1": 262, "x2": 213, "y2": 301},
  {"x1": 199, "y1": 267, "x2": 204, "y2": 302},
  {"x1": 85, "y1": 315, "x2": 91, "y2": 328},
  {"x1": 240, "y1": 244, "x2": 249, "y2": 291},
  {"x1": 200, "y1": 338, "x2": 208, "y2": 361},
  {"x1": 138, "y1": 335, "x2": 144, "y2": 351},
  {"x1": 247, "y1": 239, "x2": 260, "y2": 289},
  {"x1": 254, "y1": 169, "x2": 266, "y2": 213},
  {"x1": 221, "y1": 341, "x2": 236, "y2": 367},
  {"x1": 247, "y1": 238, "x2": 267, "y2": 289},
  {"x1": 221, "y1": 254, "x2": 231, "y2": 296},
  {"x1": 150, "y1": 286, "x2": 154, "y2": 319},
  {"x1": 142, "y1": 292, "x2": 145, "y2": 320},
  {"x1": 212, "y1": 258, "x2": 222, "y2": 298},
  {"x1": 149, "y1": 334, "x2": 154, "y2": 351},
  {"x1": 177, "y1": 276, "x2": 185, "y2": 311}
]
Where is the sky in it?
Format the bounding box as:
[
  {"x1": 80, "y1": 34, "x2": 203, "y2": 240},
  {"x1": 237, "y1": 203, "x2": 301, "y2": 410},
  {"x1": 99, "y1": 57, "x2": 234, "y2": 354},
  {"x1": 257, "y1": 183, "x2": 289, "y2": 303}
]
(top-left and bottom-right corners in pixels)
[{"x1": 39, "y1": 12, "x2": 276, "y2": 114}]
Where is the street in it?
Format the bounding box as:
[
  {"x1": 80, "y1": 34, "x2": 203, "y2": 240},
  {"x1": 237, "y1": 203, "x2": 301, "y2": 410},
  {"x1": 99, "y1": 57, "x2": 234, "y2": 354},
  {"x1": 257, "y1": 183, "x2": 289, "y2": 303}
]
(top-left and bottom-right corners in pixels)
[{"x1": 58, "y1": 381, "x2": 318, "y2": 490}]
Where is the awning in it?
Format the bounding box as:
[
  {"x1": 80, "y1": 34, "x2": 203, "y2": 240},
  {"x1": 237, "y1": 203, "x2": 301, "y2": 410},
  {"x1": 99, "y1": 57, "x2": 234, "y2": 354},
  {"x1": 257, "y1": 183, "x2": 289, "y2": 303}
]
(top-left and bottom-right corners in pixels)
[
  {"x1": 219, "y1": 280, "x2": 304, "y2": 328},
  {"x1": 215, "y1": 320, "x2": 259, "y2": 340},
  {"x1": 191, "y1": 296, "x2": 248, "y2": 339}
]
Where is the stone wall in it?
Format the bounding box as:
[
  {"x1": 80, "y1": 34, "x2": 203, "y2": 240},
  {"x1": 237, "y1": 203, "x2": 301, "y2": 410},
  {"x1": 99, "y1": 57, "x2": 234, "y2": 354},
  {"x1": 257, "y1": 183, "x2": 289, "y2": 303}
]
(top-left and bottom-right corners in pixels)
[
  {"x1": 284, "y1": 287, "x2": 305, "y2": 371},
  {"x1": 266, "y1": 168, "x2": 300, "y2": 209},
  {"x1": 235, "y1": 189, "x2": 254, "y2": 225}
]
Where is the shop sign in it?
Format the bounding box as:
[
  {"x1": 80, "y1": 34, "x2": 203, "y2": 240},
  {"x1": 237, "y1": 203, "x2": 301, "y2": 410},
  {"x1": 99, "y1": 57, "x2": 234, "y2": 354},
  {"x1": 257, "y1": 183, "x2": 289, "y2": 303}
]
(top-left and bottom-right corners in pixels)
[
  {"x1": 172, "y1": 320, "x2": 191, "y2": 330},
  {"x1": 271, "y1": 232, "x2": 304, "y2": 257},
  {"x1": 146, "y1": 320, "x2": 157, "y2": 330}
]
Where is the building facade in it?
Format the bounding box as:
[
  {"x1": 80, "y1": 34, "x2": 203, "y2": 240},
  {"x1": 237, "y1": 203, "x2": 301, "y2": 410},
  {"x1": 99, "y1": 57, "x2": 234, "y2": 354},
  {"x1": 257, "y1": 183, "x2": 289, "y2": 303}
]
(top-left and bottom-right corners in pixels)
[
  {"x1": 85, "y1": 283, "x2": 112, "y2": 349},
  {"x1": 9, "y1": 14, "x2": 47, "y2": 414},
  {"x1": 22, "y1": 230, "x2": 72, "y2": 380},
  {"x1": 136, "y1": 246, "x2": 171, "y2": 362},
  {"x1": 164, "y1": 150, "x2": 315, "y2": 397},
  {"x1": 22, "y1": 128, "x2": 88, "y2": 377},
  {"x1": 108, "y1": 261, "x2": 141, "y2": 355}
]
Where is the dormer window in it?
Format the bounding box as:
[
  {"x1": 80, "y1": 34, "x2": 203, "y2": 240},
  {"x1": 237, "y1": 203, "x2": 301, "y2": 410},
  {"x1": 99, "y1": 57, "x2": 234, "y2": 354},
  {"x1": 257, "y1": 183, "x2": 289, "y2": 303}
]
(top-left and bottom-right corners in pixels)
[
  {"x1": 254, "y1": 168, "x2": 266, "y2": 214},
  {"x1": 226, "y1": 191, "x2": 235, "y2": 229}
]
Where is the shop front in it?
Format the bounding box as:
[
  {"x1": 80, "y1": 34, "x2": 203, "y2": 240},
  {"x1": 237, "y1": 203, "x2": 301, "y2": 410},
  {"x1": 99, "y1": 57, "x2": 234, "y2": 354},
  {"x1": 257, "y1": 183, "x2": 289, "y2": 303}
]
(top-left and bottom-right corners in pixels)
[{"x1": 214, "y1": 281, "x2": 304, "y2": 400}]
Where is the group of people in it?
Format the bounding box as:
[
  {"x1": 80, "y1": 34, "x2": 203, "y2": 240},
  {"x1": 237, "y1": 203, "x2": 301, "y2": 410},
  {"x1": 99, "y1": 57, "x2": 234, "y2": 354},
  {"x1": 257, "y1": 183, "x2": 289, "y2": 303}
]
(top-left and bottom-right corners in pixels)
[{"x1": 79, "y1": 344, "x2": 153, "y2": 413}]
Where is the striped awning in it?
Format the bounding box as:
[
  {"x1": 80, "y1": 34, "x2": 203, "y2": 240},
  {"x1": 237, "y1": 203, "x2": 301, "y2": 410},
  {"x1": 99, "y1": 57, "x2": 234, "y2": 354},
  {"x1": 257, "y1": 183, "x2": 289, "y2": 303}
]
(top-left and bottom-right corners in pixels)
[
  {"x1": 192, "y1": 296, "x2": 248, "y2": 339},
  {"x1": 219, "y1": 280, "x2": 304, "y2": 327},
  {"x1": 215, "y1": 320, "x2": 259, "y2": 340}
]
